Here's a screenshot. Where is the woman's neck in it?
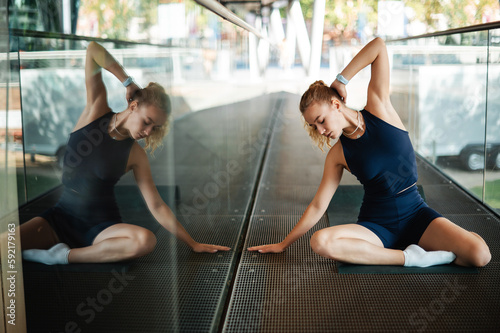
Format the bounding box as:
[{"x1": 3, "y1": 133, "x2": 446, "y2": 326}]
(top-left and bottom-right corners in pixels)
[
  {"x1": 342, "y1": 108, "x2": 364, "y2": 138},
  {"x1": 111, "y1": 111, "x2": 130, "y2": 139}
]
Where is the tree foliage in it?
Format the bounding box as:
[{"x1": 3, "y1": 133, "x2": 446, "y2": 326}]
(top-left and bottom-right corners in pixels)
[
  {"x1": 80, "y1": 0, "x2": 158, "y2": 40},
  {"x1": 300, "y1": 0, "x2": 499, "y2": 37}
]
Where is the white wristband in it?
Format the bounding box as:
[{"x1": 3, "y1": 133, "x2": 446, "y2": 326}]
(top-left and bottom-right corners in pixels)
[
  {"x1": 336, "y1": 74, "x2": 349, "y2": 85},
  {"x1": 122, "y1": 77, "x2": 134, "y2": 87}
]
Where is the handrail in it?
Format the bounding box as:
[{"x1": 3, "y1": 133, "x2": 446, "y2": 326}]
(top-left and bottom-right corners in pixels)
[
  {"x1": 194, "y1": 0, "x2": 270, "y2": 42},
  {"x1": 9, "y1": 28, "x2": 160, "y2": 46},
  {"x1": 10, "y1": 0, "x2": 273, "y2": 46},
  {"x1": 387, "y1": 21, "x2": 500, "y2": 43}
]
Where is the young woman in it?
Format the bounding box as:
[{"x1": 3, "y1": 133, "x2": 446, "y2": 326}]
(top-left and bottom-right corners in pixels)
[
  {"x1": 21, "y1": 41, "x2": 230, "y2": 265},
  {"x1": 248, "y1": 38, "x2": 491, "y2": 268}
]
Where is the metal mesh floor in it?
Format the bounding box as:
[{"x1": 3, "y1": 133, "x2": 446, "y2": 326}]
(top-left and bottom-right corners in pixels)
[
  {"x1": 222, "y1": 94, "x2": 500, "y2": 332},
  {"x1": 19, "y1": 92, "x2": 500, "y2": 332},
  {"x1": 20, "y1": 93, "x2": 287, "y2": 332}
]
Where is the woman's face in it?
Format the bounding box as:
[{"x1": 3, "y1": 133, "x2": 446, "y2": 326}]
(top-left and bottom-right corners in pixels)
[
  {"x1": 127, "y1": 103, "x2": 167, "y2": 140},
  {"x1": 303, "y1": 99, "x2": 344, "y2": 140}
]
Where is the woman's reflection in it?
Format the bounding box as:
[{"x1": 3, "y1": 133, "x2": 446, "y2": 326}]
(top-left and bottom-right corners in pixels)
[{"x1": 21, "y1": 41, "x2": 230, "y2": 265}]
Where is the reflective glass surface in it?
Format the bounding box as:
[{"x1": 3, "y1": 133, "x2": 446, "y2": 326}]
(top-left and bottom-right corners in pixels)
[
  {"x1": 485, "y1": 28, "x2": 500, "y2": 214},
  {"x1": 5, "y1": 0, "x2": 500, "y2": 331},
  {"x1": 2, "y1": 1, "x2": 27, "y2": 330},
  {"x1": 9, "y1": 2, "x2": 293, "y2": 332},
  {"x1": 388, "y1": 31, "x2": 500, "y2": 209}
]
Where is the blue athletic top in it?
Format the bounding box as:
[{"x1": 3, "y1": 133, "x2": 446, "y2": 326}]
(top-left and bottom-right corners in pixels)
[
  {"x1": 338, "y1": 109, "x2": 442, "y2": 249},
  {"x1": 58, "y1": 112, "x2": 135, "y2": 222},
  {"x1": 340, "y1": 109, "x2": 418, "y2": 198}
]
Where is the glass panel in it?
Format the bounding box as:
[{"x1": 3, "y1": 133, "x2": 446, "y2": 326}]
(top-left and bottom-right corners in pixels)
[
  {"x1": 18, "y1": 38, "x2": 85, "y2": 201},
  {"x1": 9, "y1": 37, "x2": 26, "y2": 206},
  {"x1": 13, "y1": 2, "x2": 267, "y2": 331},
  {"x1": 414, "y1": 32, "x2": 488, "y2": 199},
  {"x1": 388, "y1": 39, "x2": 416, "y2": 133},
  {"x1": 485, "y1": 28, "x2": 500, "y2": 214},
  {"x1": 1, "y1": 1, "x2": 27, "y2": 330}
]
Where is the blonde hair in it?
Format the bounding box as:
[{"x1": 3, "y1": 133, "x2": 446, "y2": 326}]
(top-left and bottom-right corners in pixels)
[
  {"x1": 133, "y1": 82, "x2": 171, "y2": 154},
  {"x1": 299, "y1": 80, "x2": 344, "y2": 152}
]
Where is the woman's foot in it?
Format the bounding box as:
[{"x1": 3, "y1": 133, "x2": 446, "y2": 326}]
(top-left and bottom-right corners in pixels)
[
  {"x1": 22, "y1": 243, "x2": 71, "y2": 265},
  {"x1": 403, "y1": 244, "x2": 456, "y2": 267}
]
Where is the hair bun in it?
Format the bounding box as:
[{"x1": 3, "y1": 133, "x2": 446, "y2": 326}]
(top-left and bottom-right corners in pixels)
[
  {"x1": 145, "y1": 82, "x2": 166, "y2": 93},
  {"x1": 309, "y1": 80, "x2": 327, "y2": 89}
]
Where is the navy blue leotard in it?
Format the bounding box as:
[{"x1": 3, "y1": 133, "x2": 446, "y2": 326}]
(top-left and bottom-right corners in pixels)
[
  {"x1": 339, "y1": 109, "x2": 442, "y2": 249},
  {"x1": 40, "y1": 112, "x2": 135, "y2": 248}
]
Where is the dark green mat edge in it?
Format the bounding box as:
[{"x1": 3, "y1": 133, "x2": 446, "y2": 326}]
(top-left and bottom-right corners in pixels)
[{"x1": 337, "y1": 262, "x2": 478, "y2": 274}]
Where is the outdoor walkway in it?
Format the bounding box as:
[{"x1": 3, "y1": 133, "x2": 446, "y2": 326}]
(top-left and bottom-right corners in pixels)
[{"x1": 20, "y1": 92, "x2": 500, "y2": 332}]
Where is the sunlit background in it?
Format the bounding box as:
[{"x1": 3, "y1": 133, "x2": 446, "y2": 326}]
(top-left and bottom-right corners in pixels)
[
  {"x1": 1, "y1": 1, "x2": 500, "y2": 331},
  {"x1": 3, "y1": 0, "x2": 499, "y2": 211}
]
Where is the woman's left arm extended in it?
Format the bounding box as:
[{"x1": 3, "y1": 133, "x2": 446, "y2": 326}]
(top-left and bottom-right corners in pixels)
[{"x1": 128, "y1": 144, "x2": 230, "y2": 253}]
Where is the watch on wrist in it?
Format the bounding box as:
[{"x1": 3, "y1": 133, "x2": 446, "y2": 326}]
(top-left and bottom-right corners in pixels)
[
  {"x1": 122, "y1": 77, "x2": 134, "y2": 87},
  {"x1": 336, "y1": 74, "x2": 349, "y2": 85}
]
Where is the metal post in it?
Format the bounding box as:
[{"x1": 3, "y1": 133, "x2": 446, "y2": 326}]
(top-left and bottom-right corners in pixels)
[
  {"x1": 309, "y1": 0, "x2": 326, "y2": 77},
  {"x1": 249, "y1": 14, "x2": 260, "y2": 79},
  {"x1": 288, "y1": 0, "x2": 310, "y2": 73},
  {"x1": 285, "y1": 3, "x2": 297, "y2": 71},
  {"x1": 269, "y1": 7, "x2": 285, "y2": 44}
]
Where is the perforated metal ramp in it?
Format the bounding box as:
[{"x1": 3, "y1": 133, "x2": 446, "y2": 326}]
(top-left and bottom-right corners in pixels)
[
  {"x1": 20, "y1": 94, "x2": 287, "y2": 332},
  {"x1": 19, "y1": 92, "x2": 500, "y2": 332},
  {"x1": 222, "y1": 94, "x2": 500, "y2": 332}
]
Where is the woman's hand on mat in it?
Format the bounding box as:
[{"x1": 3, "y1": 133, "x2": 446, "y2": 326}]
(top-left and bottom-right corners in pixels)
[
  {"x1": 331, "y1": 80, "x2": 347, "y2": 103},
  {"x1": 247, "y1": 243, "x2": 286, "y2": 253},
  {"x1": 191, "y1": 242, "x2": 231, "y2": 253}
]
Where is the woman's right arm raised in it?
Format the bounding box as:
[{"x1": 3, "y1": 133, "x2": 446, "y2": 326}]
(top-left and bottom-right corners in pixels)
[
  {"x1": 248, "y1": 145, "x2": 344, "y2": 253},
  {"x1": 83, "y1": 42, "x2": 136, "y2": 119}
]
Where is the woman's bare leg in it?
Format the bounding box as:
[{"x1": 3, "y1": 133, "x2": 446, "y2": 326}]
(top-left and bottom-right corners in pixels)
[
  {"x1": 310, "y1": 224, "x2": 406, "y2": 265},
  {"x1": 418, "y1": 217, "x2": 491, "y2": 267},
  {"x1": 68, "y1": 223, "x2": 157, "y2": 263},
  {"x1": 19, "y1": 217, "x2": 60, "y2": 250}
]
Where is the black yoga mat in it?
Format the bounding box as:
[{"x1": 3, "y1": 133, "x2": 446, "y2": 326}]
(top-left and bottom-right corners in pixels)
[{"x1": 337, "y1": 263, "x2": 478, "y2": 274}]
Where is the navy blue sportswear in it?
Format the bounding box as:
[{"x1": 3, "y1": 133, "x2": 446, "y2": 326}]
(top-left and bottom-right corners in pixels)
[
  {"x1": 40, "y1": 112, "x2": 135, "y2": 248},
  {"x1": 339, "y1": 109, "x2": 442, "y2": 249}
]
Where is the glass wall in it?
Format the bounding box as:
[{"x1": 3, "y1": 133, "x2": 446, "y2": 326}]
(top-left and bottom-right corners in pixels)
[
  {"x1": 6, "y1": 0, "x2": 499, "y2": 330},
  {"x1": 485, "y1": 28, "x2": 500, "y2": 213},
  {"x1": 388, "y1": 28, "x2": 500, "y2": 214},
  {"x1": 1, "y1": 0, "x2": 27, "y2": 331},
  {"x1": 10, "y1": 1, "x2": 280, "y2": 206},
  {"x1": 7, "y1": 1, "x2": 297, "y2": 331},
  {"x1": 11, "y1": 37, "x2": 179, "y2": 203}
]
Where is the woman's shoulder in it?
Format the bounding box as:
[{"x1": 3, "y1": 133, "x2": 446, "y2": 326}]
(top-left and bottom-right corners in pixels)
[
  {"x1": 363, "y1": 101, "x2": 406, "y2": 132},
  {"x1": 125, "y1": 142, "x2": 147, "y2": 173},
  {"x1": 129, "y1": 142, "x2": 148, "y2": 162},
  {"x1": 72, "y1": 105, "x2": 113, "y2": 133},
  {"x1": 326, "y1": 140, "x2": 349, "y2": 170}
]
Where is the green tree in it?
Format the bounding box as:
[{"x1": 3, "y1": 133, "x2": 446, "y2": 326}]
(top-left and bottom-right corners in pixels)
[
  {"x1": 299, "y1": 0, "x2": 498, "y2": 37},
  {"x1": 80, "y1": 0, "x2": 158, "y2": 41}
]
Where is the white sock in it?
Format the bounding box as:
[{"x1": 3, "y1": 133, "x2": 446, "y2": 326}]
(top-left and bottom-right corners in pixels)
[
  {"x1": 403, "y1": 244, "x2": 456, "y2": 267},
  {"x1": 23, "y1": 243, "x2": 71, "y2": 265}
]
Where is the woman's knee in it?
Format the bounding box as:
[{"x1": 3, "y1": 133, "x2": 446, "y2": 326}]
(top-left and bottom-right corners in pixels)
[
  {"x1": 467, "y1": 237, "x2": 491, "y2": 267},
  {"x1": 130, "y1": 229, "x2": 157, "y2": 257},
  {"x1": 20, "y1": 217, "x2": 59, "y2": 250},
  {"x1": 310, "y1": 229, "x2": 337, "y2": 257}
]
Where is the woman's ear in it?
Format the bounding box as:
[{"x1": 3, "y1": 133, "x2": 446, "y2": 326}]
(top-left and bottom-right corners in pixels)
[
  {"x1": 129, "y1": 100, "x2": 138, "y2": 112},
  {"x1": 331, "y1": 98, "x2": 341, "y2": 111}
]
